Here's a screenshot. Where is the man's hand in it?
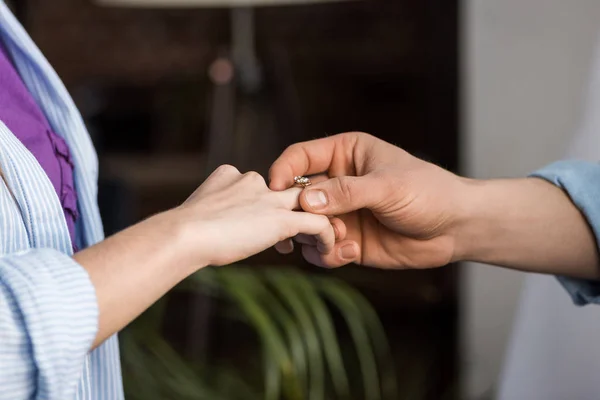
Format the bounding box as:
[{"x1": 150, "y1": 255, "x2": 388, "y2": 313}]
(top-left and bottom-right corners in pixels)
[
  {"x1": 270, "y1": 132, "x2": 600, "y2": 280},
  {"x1": 269, "y1": 132, "x2": 467, "y2": 269}
]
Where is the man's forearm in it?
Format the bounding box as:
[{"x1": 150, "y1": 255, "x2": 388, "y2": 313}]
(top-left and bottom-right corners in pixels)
[
  {"x1": 74, "y1": 210, "x2": 198, "y2": 349},
  {"x1": 453, "y1": 177, "x2": 600, "y2": 279}
]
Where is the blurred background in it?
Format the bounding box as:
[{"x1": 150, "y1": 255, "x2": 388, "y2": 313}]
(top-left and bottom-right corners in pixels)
[{"x1": 6, "y1": 0, "x2": 600, "y2": 399}]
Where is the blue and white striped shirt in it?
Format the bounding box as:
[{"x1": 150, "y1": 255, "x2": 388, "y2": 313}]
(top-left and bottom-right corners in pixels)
[{"x1": 0, "y1": 2, "x2": 123, "y2": 399}]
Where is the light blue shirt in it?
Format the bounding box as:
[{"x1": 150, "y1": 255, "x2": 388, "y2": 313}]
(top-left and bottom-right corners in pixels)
[
  {"x1": 0, "y1": 2, "x2": 123, "y2": 399},
  {"x1": 532, "y1": 160, "x2": 600, "y2": 306}
]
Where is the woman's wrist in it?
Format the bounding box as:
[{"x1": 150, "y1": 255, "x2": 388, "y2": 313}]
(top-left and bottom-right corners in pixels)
[
  {"x1": 76, "y1": 208, "x2": 206, "y2": 348},
  {"x1": 160, "y1": 207, "x2": 211, "y2": 274}
]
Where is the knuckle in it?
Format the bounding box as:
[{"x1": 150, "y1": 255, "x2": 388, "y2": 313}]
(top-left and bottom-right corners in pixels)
[
  {"x1": 215, "y1": 164, "x2": 239, "y2": 175},
  {"x1": 284, "y1": 142, "x2": 302, "y2": 154},
  {"x1": 317, "y1": 214, "x2": 330, "y2": 228},
  {"x1": 285, "y1": 225, "x2": 298, "y2": 241},
  {"x1": 316, "y1": 218, "x2": 333, "y2": 244},
  {"x1": 348, "y1": 131, "x2": 368, "y2": 139},
  {"x1": 282, "y1": 141, "x2": 309, "y2": 160},
  {"x1": 341, "y1": 131, "x2": 368, "y2": 145},
  {"x1": 280, "y1": 215, "x2": 298, "y2": 238},
  {"x1": 335, "y1": 177, "x2": 355, "y2": 205},
  {"x1": 243, "y1": 171, "x2": 266, "y2": 186}
]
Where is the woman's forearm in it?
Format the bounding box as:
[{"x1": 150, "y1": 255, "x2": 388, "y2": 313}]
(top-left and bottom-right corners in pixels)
[
  {"x1": 74, "y1": 210, "x2": 196, "y2": 349},
  {"x1": 73, "y1": 165, "x2": 335, "y2": 350},
  {"x1": 454, "y1": 177, "x2": 600, "y2": 279}
]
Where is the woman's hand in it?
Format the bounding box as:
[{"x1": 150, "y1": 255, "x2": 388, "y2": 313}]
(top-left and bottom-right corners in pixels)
[
  {"x1": 77, "y1": 164, "x2": 338, "y2": 348},
  {"x1": 176, "y1": 164, "x2": 338, "y2": 268}
]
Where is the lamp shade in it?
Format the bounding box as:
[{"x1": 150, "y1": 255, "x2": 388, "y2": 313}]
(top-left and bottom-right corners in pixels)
[{"x1": 95, "y1": 0, "x2": 356, "y2": 7}]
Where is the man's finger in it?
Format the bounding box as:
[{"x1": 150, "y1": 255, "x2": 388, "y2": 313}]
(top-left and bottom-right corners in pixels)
[
  {"x1": 270, "y1": 174, "x2": 328, "y2": 211},
  {"x1": 301, "y1": 240, "x2": 360, "y2": 268},
  {"x1": 299, "y1": 175, "x2": 383, "y2": 215},
  {"x1": 269, "y1": 134, "x2": 359, "y2": 191}
]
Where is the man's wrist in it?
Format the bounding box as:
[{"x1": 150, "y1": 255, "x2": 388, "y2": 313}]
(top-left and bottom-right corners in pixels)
[
  {"x1": 449, "y1": 177, "x2": 494, "y2": 264},
  {"x1": 447, "y1": 176, "x2": 600, "y2": 278}
]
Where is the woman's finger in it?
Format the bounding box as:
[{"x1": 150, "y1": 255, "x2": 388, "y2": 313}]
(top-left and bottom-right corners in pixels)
[
  {"x1": 274, "y1": 187, "x2": 303, "y2": 210},
  {"x1": 293, "y1": 234, "x2": 317, "y2": 246},
  {"x1": 294, "y1": 218, "x2": 345, "y2": 245},
  {"x1": 286, "y1": 217, "x2": 343, "y2": 253},
  {"x1": 275, "y1": 239, "x2": 294, "y2": 254},
  {"x1": 301, "y1": 240, "x2": 361, "y2": 268},
  {"x1": 329, "y1": 217, "x2": 347, "y2": 241},
  {"x1": 271, "y1": 174, "x2": 329, "y2": 210},
  {"x1": 287, "y1": 212, "x2": 336, "y2": 254}
]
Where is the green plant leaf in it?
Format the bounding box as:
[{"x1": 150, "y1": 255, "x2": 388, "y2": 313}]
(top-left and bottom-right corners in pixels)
[
  {"x1": 265, "y1": 269, "x2": 326, "y2": 400},
  {"x1": 214, "y1": 268, "x2": 303, "y2": 400},
  {"x1": 344, "y1": 282, "x2": 398, "y2": 400},
  {"x1": 272, "y1": 269, "x2": 351, "y2": 399},
  {"x1": 259, "y1": 284, "x2": 309, "y2": 393},
  {"x1": 316, "y1": 278, "x2": 382, "y2": 400},
  {"x1": 120, "y1": 330, "x2": 166, "y2": 400},
  {"x1": 121, "y1": 327, "x2": 224, "y2": 400},
  {"x1": 123, "y1": 265, "x2": 393, "y2": 400}
]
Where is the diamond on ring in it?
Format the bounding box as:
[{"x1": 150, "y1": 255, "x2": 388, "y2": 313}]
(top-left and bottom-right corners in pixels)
[{"x1": 294, "y1": 176, "x2": 312, "y2": 188}]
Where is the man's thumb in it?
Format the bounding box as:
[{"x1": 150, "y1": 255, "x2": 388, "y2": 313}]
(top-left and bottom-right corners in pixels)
[{"x1": 299, "y1": 175, "x2": 376, "y2": 215}]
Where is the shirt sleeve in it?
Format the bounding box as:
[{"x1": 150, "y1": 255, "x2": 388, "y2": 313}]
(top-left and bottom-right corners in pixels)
[
  {"x1": 531, "y1": 160, "x2": 600, "y2": 306},
  {"x1": 0, "y1": 248, "x2": 98, "y2": 399}
]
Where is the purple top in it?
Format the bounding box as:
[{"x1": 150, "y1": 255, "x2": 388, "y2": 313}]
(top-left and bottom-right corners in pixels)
[{"x1": 0, "y1": 43, "x2": 78, "y2": 249}]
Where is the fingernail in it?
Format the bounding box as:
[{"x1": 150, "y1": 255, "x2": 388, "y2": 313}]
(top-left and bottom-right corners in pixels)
[
  {"x1": 332, "y1": 224, "x2": 340, "y2": 240},
  {"x1": 305, "y1": 190, "x2": 328, "y2": 210},
  {"x1": 317, "y1": 241, "x2": 328, "y2": 254},
  {"x1": 339, "y1": 244, "x2": 357, "y2": 260},
  {"x1": 279, "y1": 240, "x2": 294, "y2": 254}
]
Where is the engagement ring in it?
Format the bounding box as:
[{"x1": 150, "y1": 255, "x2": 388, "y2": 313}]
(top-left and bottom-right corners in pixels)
[{"x1": 294, "y1": 176, "x2": 312, "y2": 188}]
